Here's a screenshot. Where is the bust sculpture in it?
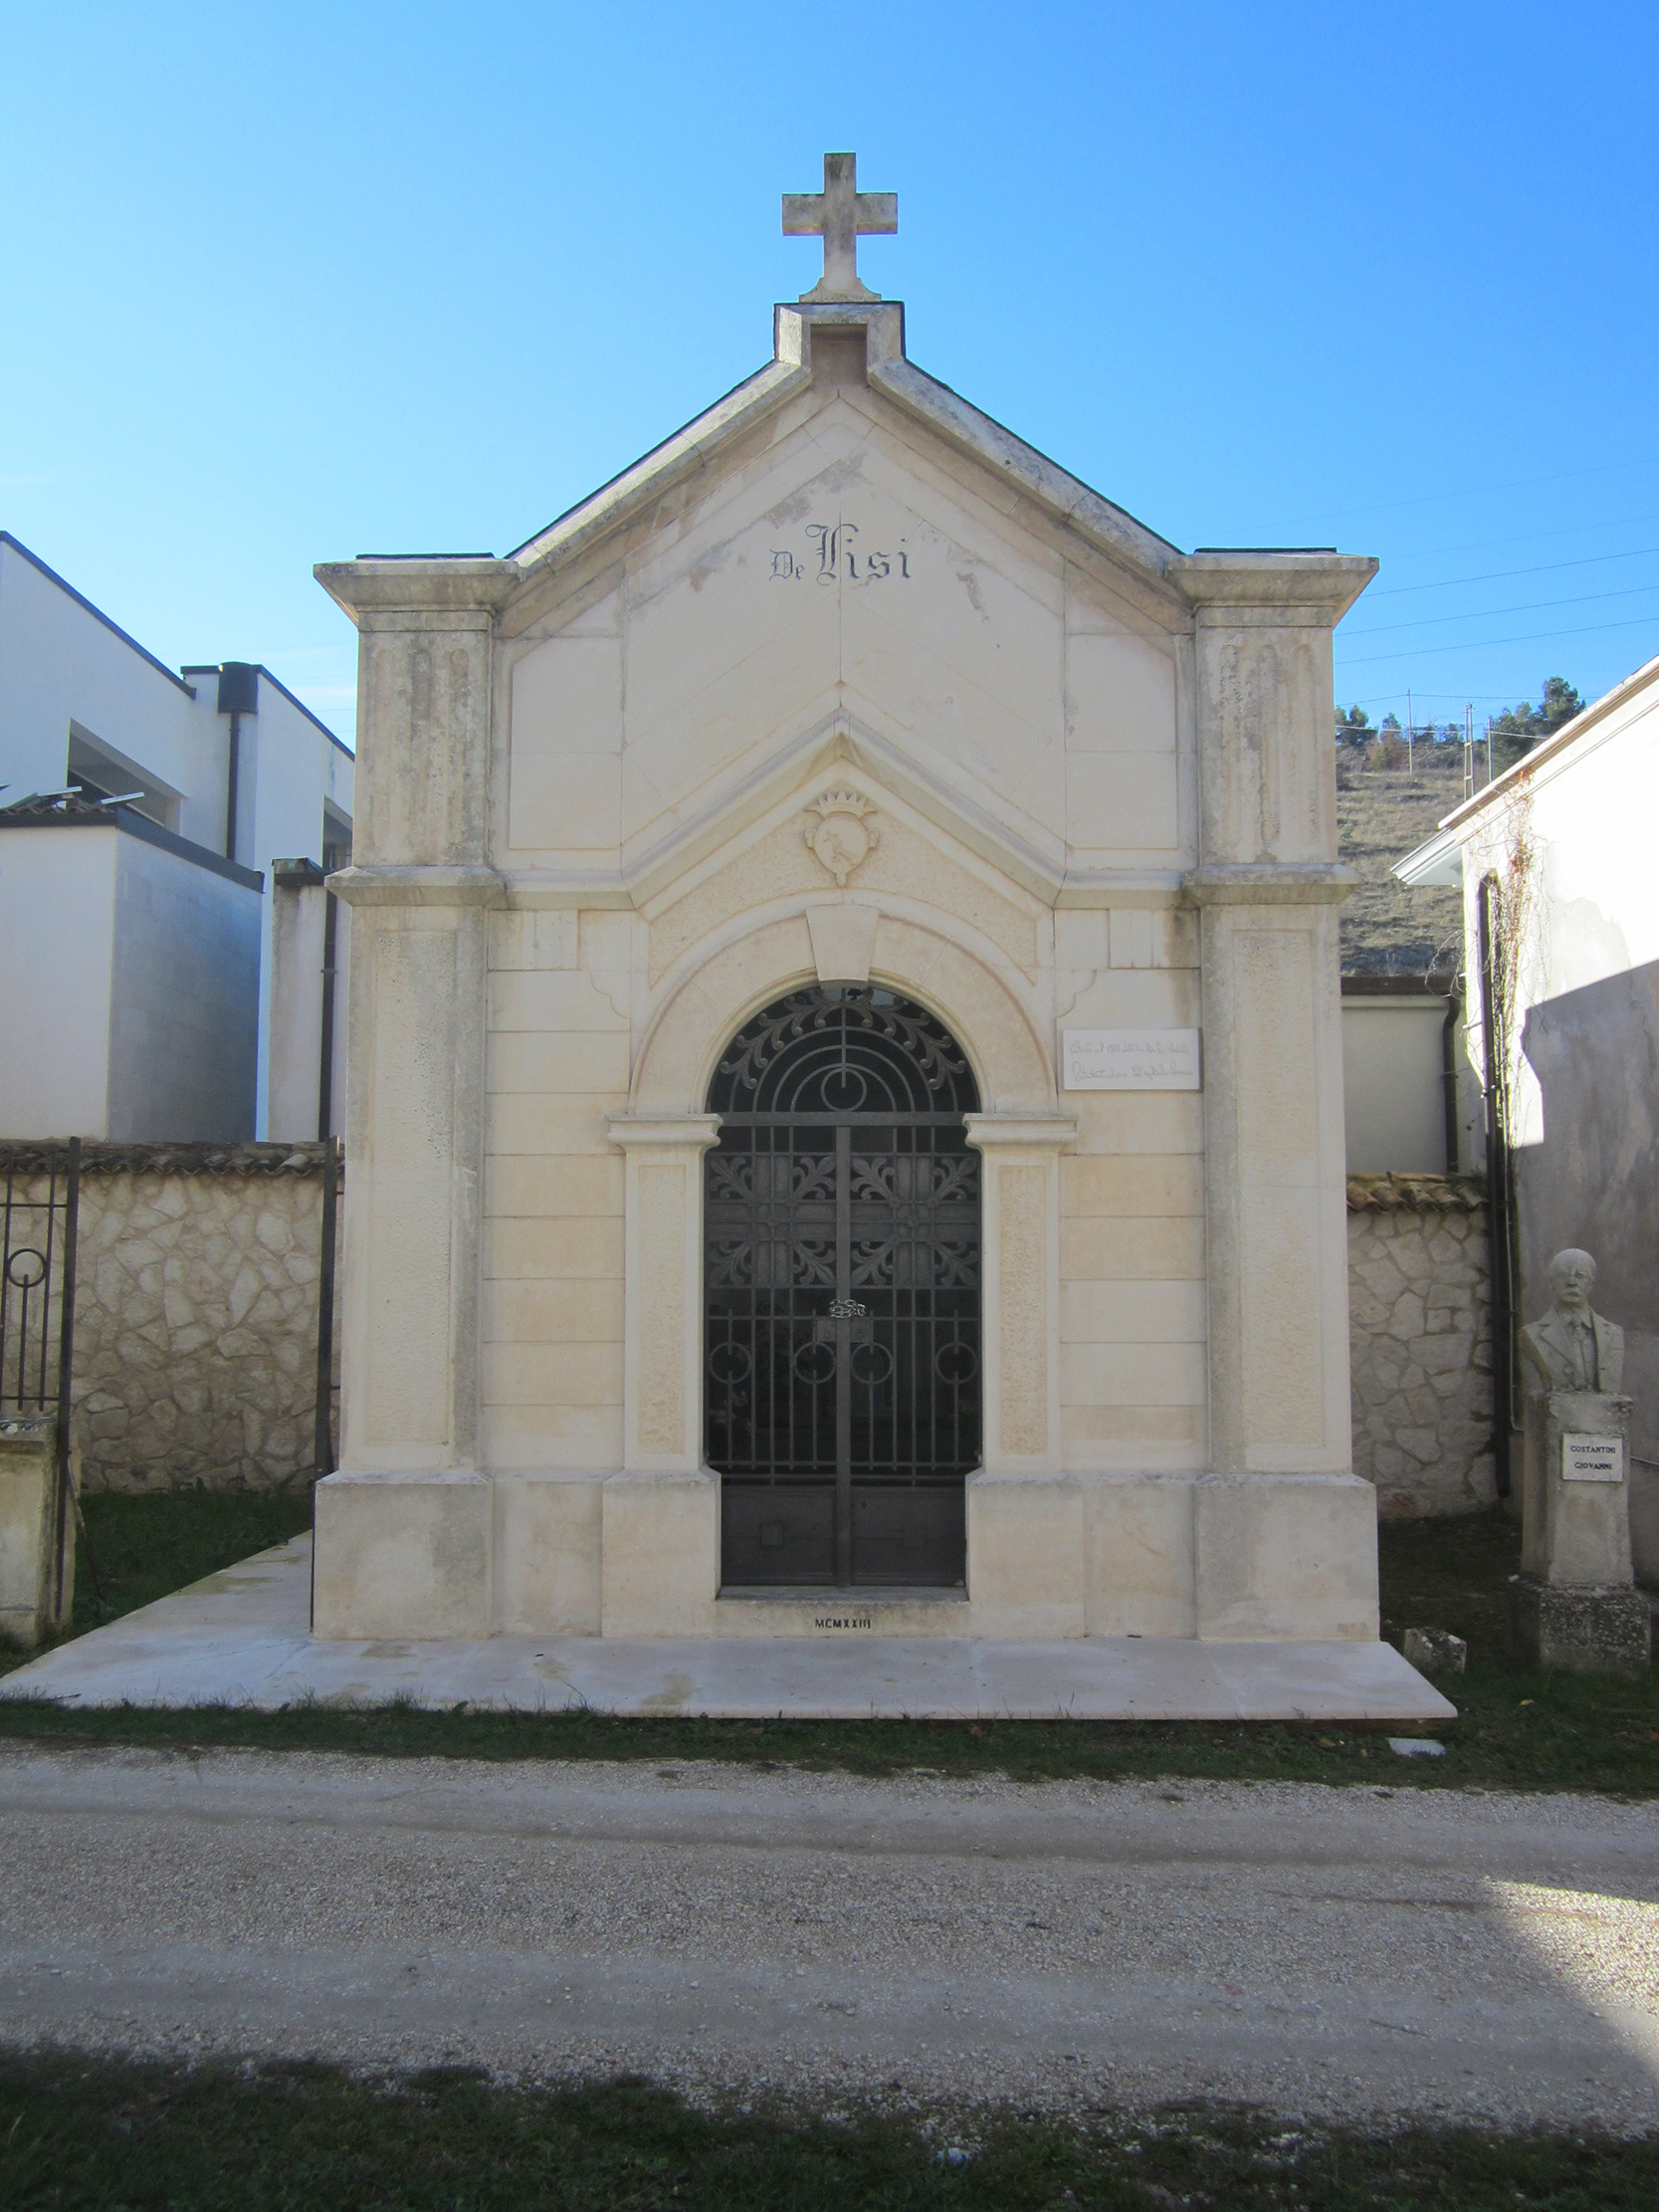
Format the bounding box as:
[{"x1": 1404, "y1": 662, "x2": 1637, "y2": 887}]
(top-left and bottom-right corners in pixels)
[
  {"x1": 1521, "y1": 1248, "x2": 1624, "y2": 1395},
  {"x1": 1512, "y1": 1245, "x2": 1647, "y2": 1675}
]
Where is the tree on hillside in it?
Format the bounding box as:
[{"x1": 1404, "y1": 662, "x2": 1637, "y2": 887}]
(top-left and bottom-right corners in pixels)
[
  {"x1": 1491, "y1": 676, "x2": 1585, "y2": 750},
  {"x1": 1335, "y1": 704, "x2": 1372, "y2": 751}
]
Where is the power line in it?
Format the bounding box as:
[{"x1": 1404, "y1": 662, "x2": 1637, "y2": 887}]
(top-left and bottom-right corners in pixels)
[
  {"x1": 1340, "y1": 614, "x2": 1659, "y2": 667},
  {"x1": 1341, "y1": 691, "x2": 1561, "y2": 708},
  {"x1": 1367, "y1": 544, "x2": 1659, "y2": 598},
  {"x1": 1344, "y1": 581, "x2": 1659, "y2": 639},
  {"x1": 1368, "y1": 509, "x2": 1659, "y2": 566},
  {"x1": 1326, "y1": 453, "x2": 1659, "y2": 526}
]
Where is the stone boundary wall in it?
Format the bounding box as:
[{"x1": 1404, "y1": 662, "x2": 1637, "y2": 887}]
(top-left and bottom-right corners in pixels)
[
  {"x1": 3, "y1": 1143, "x2": 339, "y2": 1493},
  {"x1": 1348, "y1": 1173, "x2": 1496, "y2": 1518},
  {"x1": 8, "y1": 1147, "x2": 1497, "y2": 1510}
]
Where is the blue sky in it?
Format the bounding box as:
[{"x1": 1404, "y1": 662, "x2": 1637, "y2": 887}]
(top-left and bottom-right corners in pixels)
[{"x1": 2, "y1": 2, "x2": 1654, "y2": 746}]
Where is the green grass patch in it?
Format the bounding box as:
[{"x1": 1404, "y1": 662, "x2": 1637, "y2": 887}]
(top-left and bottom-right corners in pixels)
[
  {"x1": 0, "y1": 1495, "x2": 1653, "y2": 1794},
  {"x1": 2, "y1": 2052, "x2": 1656, "y2": 2211},
  {"x1": 70, "y1": 1485, "x2": 314, "y2": 1633}
]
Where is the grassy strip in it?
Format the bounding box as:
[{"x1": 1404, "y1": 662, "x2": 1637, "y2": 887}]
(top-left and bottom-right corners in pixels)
[
  {"x1": 66, "y1": 1485, "x2": 315, "y2": 1634},
  {"x1": 3, "y1": 2053, "x2": 1656, "y2": 2211},
  {"x1": 0, "y1": 1494, "x2": 1653, "y2": 1793}
]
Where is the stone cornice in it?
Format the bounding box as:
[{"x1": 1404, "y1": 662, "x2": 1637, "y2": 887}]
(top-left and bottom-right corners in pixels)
[
  {"x1": 326, "y1": 864, "x2": 506, "y2": 908},
  {"x1": 312, "y1": 312, "x2": 1375, "y2": 638},
  {"x1": 505, "y1": 358, "x2": 812, "y2": 579},
  {"x1": 1169, "y1": 552, "x2": 1377, "y2": 624},
  {"x1": 1180, "y1": 863, "x2": 1357, "y2": 906},
  {"x1": 862, "y1": 353, "x2": 1184, "y2": 590},
  {"x1": 312, "y1": 560, "x2": 519, "y2": 625}
]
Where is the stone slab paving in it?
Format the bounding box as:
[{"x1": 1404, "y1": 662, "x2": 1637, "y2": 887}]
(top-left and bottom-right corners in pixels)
[
  {"x1": 2, "y1": 1747, "x2": 1655, "y2": 2124},
  {"x1": 0, "y1": 1536, "x2": 1455, "y2": 1722}
]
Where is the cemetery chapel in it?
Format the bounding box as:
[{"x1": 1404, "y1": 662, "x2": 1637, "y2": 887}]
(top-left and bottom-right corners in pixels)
[{"x1": 312, "y1": 155, "x2": 1380, "y2": 1652}]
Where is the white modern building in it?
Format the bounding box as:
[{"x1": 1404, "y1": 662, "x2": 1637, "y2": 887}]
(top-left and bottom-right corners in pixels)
[
  {"x1": 0, "y1": 533, "x2": 352, "y2": 1141},
  {"x1": 1396, "y1": 648, "x2": 1659, "y2": 1579},
  {"x1": 1340, "y1": 976, "x2": 1469, "y2": 1177}
]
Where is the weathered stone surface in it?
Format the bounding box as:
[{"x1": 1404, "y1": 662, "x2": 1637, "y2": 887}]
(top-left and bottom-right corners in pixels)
[
  {"x1": 1348, "y1": 1186, "x2": 1494, "y2": 1519},
  {"x1": 1509, "y1": 1573, "x2": 1651, "y2": 1680},
  {"x1": 1402, "y1": 1625, "x2": 1467, "y2": 1676},
  {"x1": 0, "y1": 1415, "x2": 74, "y2": 1645},
  {"x1": 9, "y1": 1148, "x2": 339, "y2": 1493}
]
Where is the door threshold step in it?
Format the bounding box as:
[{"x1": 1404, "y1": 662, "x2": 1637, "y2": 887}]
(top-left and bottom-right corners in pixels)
[{"x1": 719, "y1": 1586, "x2": 968, "y2": 1603}]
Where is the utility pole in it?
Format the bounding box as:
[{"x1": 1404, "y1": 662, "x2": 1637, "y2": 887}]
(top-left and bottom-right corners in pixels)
[
  {"x1": 1463, "y1": 704, "x2": 1475, "y2": 800},
  {"x1": 1406, "y1": 688, "x2": 1415, "y2": 776}
]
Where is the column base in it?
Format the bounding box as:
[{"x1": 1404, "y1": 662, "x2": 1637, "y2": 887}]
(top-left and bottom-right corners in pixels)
[
  {"x1": 312, "y1": 1470, "x2": 491, "y2": 1641},
  {"x1": 1509, "y1": 1572, "x2": 1652, "y2": 1679}
]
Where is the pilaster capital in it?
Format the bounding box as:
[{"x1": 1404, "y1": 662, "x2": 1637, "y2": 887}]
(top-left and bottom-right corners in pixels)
[
  {"x1": 606, "y1": 1112, "x2": 724, "y2": 1154},
  {"x1": 313, "y1": 559, "x2": 518, "y2": 625},
  {"x1": 963, "y1": 1113, "x2": 1077, "y2": 1153},
  {"x1": 1181, "y1": 864, "x2": 1357, "y2": 908}
]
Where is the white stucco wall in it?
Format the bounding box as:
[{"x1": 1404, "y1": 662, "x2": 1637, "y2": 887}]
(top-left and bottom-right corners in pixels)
[
  {"x1": 1341, "y1": 995, "x2": 1454, "y2": 1175},
  {"x1": 231, "y1": 679, "x2": 355, "y2": 1138},
  {"x1": 0, "y1": 824, "x2": 117, "y2": 1136},
  {"x1": 106, "y1": 827, "x2": 262, "y2": 1142},
  {"x1": 1455, "y1": 654, "x2": 1659, "y2": 1574},
  {"x1": 0, "y1": 538, "x2": 224, "y2": 847}
]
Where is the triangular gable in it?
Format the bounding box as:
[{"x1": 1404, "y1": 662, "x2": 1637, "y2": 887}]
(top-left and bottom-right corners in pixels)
[
  {"x1": 498, "y1": 307, "x2": 1198, "y2": 885},
  {"x1": 503, "y1": 304, "x2": 1181, "y2": 619}
]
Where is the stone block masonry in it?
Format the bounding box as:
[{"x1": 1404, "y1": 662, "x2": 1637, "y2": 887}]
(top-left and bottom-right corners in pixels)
[
  {"x1": 1348, "y1": 1174, "x2": 1494, "y2": 1518},
  {"x1": 3, "y1": 1143, "x2": 339, "y2": 1492}
]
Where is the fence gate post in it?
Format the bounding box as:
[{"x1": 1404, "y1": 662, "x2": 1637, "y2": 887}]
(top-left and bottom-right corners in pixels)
[{"x1": 51, "y1": 1137, "x2": 81, "y2": 1619}]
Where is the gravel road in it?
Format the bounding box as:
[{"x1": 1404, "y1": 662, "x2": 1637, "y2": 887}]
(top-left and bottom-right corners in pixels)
[{"x1": 2, "y1": 1745, "x2": 1656, "y2": 2127}]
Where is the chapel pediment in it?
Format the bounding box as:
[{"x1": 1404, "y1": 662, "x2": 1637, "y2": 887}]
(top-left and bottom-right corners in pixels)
[
  {"x1": 316, "y1": 153, "x2": 1374, "y2": 902},
  {"x1": 498, "y1": 361, "x2": 1194, "y2": 890},
  {"x1": 635, "y1": 739, "x2": 1049, "y2": 991}
]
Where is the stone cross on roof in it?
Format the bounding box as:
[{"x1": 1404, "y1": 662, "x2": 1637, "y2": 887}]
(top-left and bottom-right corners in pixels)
[{"x1": 782, "y1": 151, "x2": 898, "y2": 306}]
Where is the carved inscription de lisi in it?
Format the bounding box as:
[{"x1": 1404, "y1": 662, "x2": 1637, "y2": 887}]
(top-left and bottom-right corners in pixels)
[{"x1": 769, "y1": 522, "x2": 912, "y2": 584}]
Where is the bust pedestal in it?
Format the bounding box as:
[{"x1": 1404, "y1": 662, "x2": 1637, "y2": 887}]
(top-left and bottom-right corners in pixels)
[{"x1": 1510, "y1": 1390, "x2": 1650, "y2": 1678}]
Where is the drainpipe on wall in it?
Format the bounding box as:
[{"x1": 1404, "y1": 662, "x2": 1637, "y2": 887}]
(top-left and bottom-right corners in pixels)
[
  {"x1": 1477, "y1": 877, "x2": 1514, "y2": 1501},
  {"x1": 1441, "y1": 982, "x2": 1463, "y2": 1176},
  {"x1": 216, "y1": 663, "x2": 260, "y2": 861},
  {"x1": 317, "y1": 887, "x2": 338, "y2": 1141}
]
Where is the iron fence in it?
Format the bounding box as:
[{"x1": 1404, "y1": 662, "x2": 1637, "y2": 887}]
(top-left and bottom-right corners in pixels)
[{"x1": 1, "y1": 1137, "x2": 81, "y2": 1612}]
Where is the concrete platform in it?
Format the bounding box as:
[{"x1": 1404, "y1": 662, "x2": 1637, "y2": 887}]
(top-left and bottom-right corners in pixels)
[{"x1": 0, "y1": 1536, "x2": 1456, "y2": 1722}]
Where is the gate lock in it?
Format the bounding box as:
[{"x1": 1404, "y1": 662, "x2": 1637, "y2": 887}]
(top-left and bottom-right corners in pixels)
[{"x1": 817, "y1": 1298, "x2": 872, "y2": 1343}]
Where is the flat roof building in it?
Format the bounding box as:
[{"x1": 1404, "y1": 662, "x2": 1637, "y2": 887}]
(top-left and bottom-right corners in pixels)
[{"x1": 0, "y1": 533, "x2": 352, "y2": 1140}]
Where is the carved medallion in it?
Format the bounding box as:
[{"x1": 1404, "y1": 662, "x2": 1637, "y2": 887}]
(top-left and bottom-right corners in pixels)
[{"x1": 804, "y1": 789, "x2": 879, "y2": 886}]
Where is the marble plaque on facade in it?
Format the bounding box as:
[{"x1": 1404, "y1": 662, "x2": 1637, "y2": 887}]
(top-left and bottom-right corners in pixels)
[
  {"x1": 1561, "y1": 1433, "x2": 1624, "y2": 1482},
  {"x1": 1061, "y1": 1027, "x2": 1201, "y2": 1091}
]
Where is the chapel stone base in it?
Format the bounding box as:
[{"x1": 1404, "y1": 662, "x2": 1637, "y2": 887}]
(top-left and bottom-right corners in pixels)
[
  {"x1": 311, "y1": 1467, "x2": 1380, "y2": 1646},
  {"x1": 1508, "y1": 1573, "x2": 1652, "y2": 1681}
]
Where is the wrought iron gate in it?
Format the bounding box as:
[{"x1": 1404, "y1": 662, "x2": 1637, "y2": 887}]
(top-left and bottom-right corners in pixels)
[{"x1": 705, "y1": 986, "x2": 981, "y2": 1588}]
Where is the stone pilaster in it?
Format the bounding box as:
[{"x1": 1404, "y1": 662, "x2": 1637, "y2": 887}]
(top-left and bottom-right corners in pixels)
[
  {"x1": 311, "y1": 563, "x2": 515, "y2": 1640},
  {"x1": 598, "y1": 1113, "x2": 724, "y2": 1637},
  {"x1": 1171, "y1": 555, "x2": 1379, "y2": 1640},
  {"x1": 963, "y1": 1114, "x2": 1080, "y2": 1636}
]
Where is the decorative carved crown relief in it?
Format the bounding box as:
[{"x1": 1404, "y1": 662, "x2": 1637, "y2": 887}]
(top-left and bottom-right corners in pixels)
[{"x1": 804, "y1": 788, "x2": 879, "y2": 887}]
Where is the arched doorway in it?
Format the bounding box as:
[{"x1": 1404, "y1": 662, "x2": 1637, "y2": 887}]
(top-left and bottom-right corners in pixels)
[{"x1": 705, "y1": 984, "x2": 982, "y2": 1588}]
